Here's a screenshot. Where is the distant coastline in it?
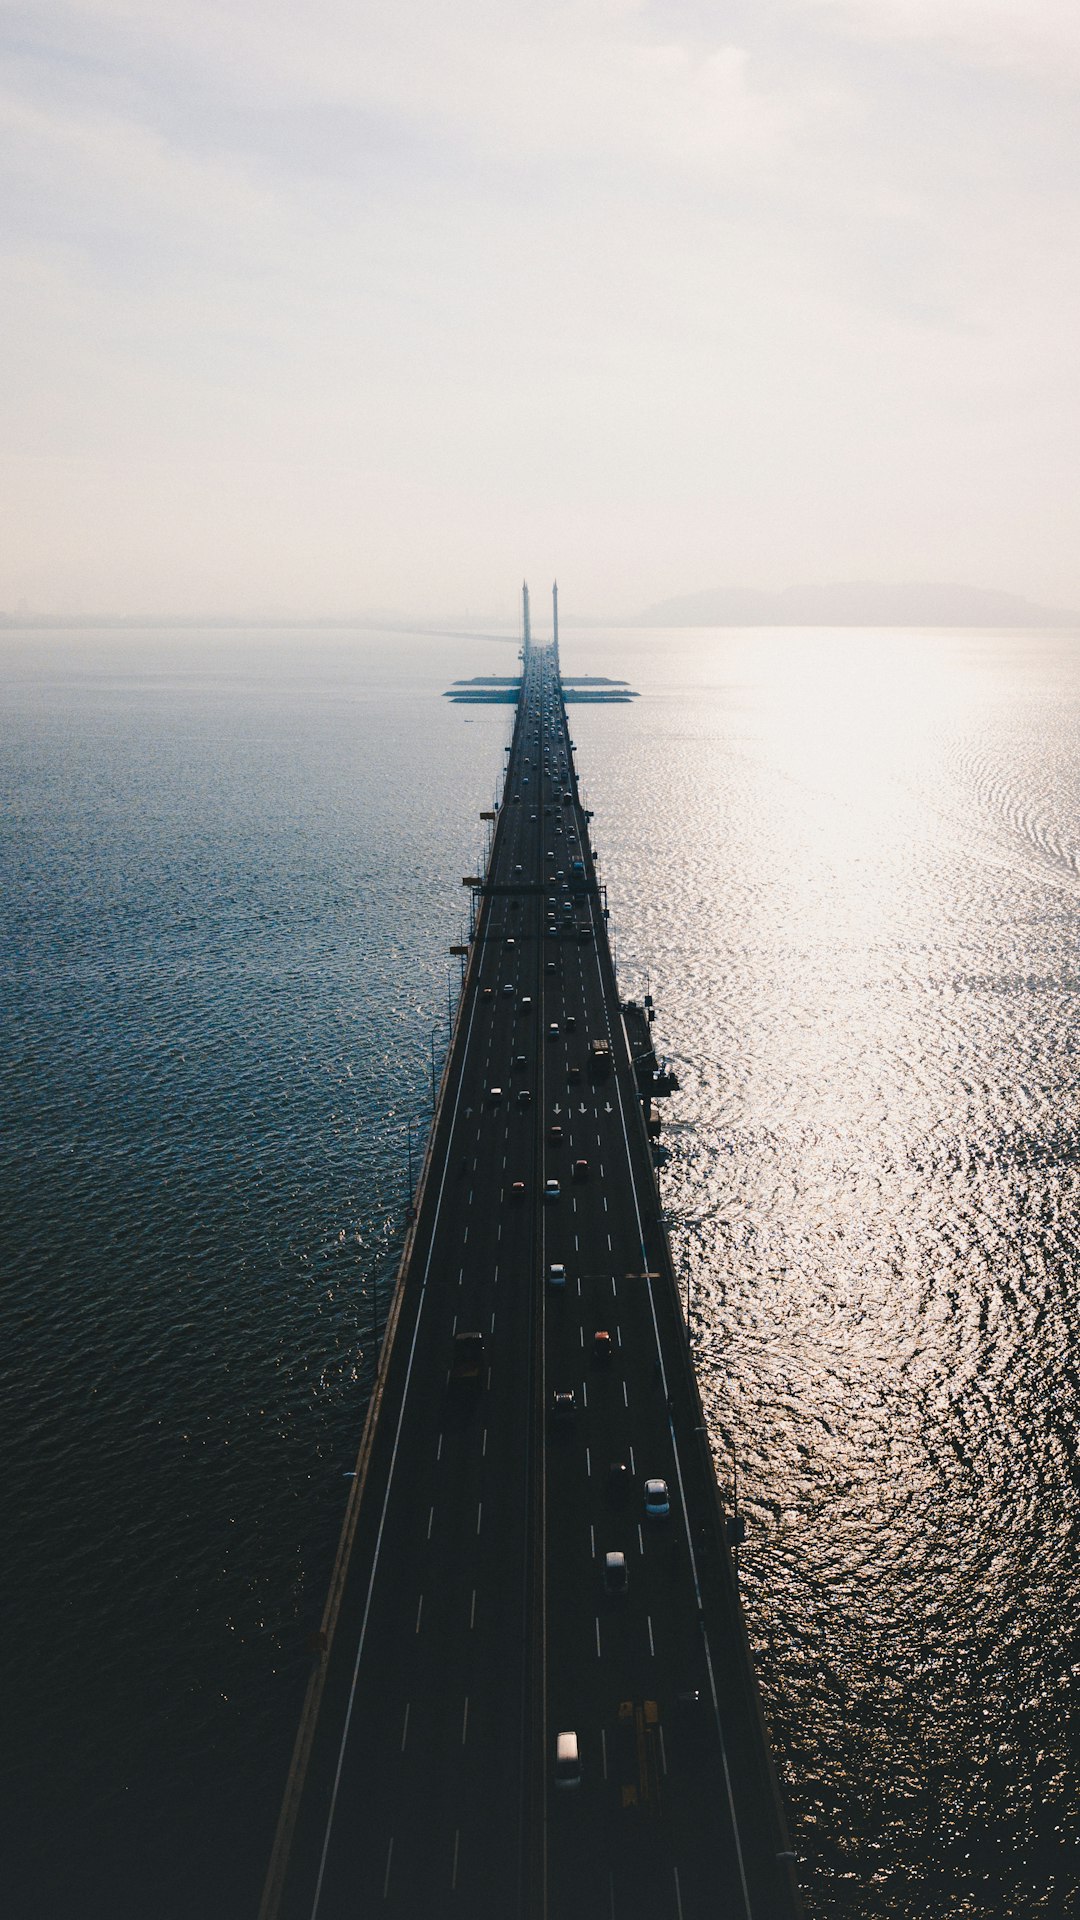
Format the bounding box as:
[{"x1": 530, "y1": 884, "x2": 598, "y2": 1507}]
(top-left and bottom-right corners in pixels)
[{"x1": 635, "y1": 581, "x2": 1080, "y2": 628}]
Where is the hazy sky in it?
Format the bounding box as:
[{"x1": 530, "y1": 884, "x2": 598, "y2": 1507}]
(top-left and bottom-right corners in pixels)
[{"x1": 3, "y1": 1, "x2": 1078, "y2": 619}]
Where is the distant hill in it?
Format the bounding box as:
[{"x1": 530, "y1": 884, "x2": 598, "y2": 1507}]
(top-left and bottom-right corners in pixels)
[{"x1": 636, "y1": 582, "x2": 1080, "y2": 628}]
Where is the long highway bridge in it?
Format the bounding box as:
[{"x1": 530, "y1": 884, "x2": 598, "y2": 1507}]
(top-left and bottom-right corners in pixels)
[{"x1": 261, "y1": 585, "x2": 801, "y2": 1920}]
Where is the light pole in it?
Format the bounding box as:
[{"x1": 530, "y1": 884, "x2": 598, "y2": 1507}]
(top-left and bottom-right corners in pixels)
[
  {"x1": 429, "y1": 1025, "x2": 440, "y2": 1109},
  {"x1": 405, "y1": 1115, "x2": 424, "y2": 1217}
]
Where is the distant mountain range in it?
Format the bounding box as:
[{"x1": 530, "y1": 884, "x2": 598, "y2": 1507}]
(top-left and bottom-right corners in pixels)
[{"x1": 636, "y1": 582, "x2": 1080, "y2": 628}]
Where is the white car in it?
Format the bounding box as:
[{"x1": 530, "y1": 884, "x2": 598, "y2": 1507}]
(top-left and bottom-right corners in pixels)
[
  {"x1": 644, "y1": 1478, "x2": 670, "y2": 1520},
  {"x1": 544, "y1": 1179, "x2": 560, "y2": 1202},
  {"x1": 554, "y1": 1731, "x2": 581, "y2": 1788},
  {"x1": 548, "y1": 1262, "x2": 567, "y2": 1287},
  {"x1": 603, "y1": 1551, "x2": 628, "y2": 1595}
]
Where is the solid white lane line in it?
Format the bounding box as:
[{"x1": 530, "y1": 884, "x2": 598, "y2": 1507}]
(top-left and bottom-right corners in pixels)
[
  {"x1": 629, "y1": 1445, "x2": 636, "y2": 1474},
  {"x1": 637, "y1": 1524, "x2": 644, "y2": 1553},
  {"x1": 586, "y1": 1446, "x2": 592, "y2": 1476},
  {"x1": 623, "y1": 1381, "x2": 629, "y2": 1407},
  {"x1": 400, "y1": 1703, "x2": 410, "y2": 1751}
]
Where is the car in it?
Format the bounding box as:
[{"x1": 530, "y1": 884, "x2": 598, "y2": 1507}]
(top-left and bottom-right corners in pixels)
[
  {"x1": 568, "y1": 1065, "x2": 581, "y2": 1083},
  {"x1": 550, "y1": 1389, "x2": 576, "y2": 1424},
  {"x1": 565, "y1": 1013, "x2": 576, "y2": 1030},
  {"x1": 544, "y1": 1179, "x2": 560, "y2": 1202},
  {"x1": 607, "y1": 1460, "x2": 630, "y2": 1498},
  {"x1": 450, "y1": 1331, "x2": 485, "y2": 1390},
  {"x1": 502, "y1": 982, "x2": 514, "y2": 996},
  {"x1": 514, "y1": 863, "x2": 522, "y2": 874},
  {"x1": 482, "y1": 986, "x2": 494, "y2": 1000},
  {"x1": 516, "y1": 1088, "x2": 532, "y2": 1106},
  {"x1": 520, "y1": 995, "x2": 532, "y2": 1012},
  {"x1": 548, "y1": 1022, "x2": 559, "y2": 1040},
  {"x1": 554, "y1": 1732, "x2": 581, "y2": 1788},
  {"x1": 510, "y1": 1179, "x2": 526, "y2": 1202},
  {"x1": 591, "y1": 1330, "x2": 613, "y2": 1365},
  {"x1": 514, "y1": 1053, "x2": 527, "y2": 1070},
  {"x1": 644, "y1": 1478, "x2": 671, "y2": 1520},
  {"x1": 572, "y1": 1158, "x2": 588, "y2": 1181},
  {"x1": 547, "y1": 1122, "x2": 563, "y2": 1144},
  {"x1": 547, "y1": 1262, "x2": 567, "y2": 1288},
  {"x1": 546, "y1": 925, "x2": 559, "y2": 939},
  {"x1": 603, "y1": 1550, "x2": 628, "y2": 1595},
  {"x1": 488, "y1": 1086, "x2": 502, "y2": 1104},
  {"x1": 505, "y1": 935, "x2": 516, "y2": 947}
]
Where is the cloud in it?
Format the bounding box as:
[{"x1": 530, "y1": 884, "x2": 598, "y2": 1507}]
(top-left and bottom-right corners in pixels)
[
  {"x1": 796, "y1": 0, "x2": 1080, "y2": 80},
  {"x1": 25, "y1": 0, "x2": 792, "y2": 175}
]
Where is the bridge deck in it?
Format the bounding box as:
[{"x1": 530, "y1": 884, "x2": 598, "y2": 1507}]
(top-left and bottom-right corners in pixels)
[{"x1": 262, "y1": 631, "x2": 800, "y2": 1920}]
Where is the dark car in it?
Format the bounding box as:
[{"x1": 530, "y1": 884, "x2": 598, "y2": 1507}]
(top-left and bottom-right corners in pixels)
[
  {"x1": 592, "y1": 1329, "x2": 613, "y2": 1365},
  {"x1": 548, "y1": 1123, "x2": 563, "y2": 1145},
  {"x1": 572, "y1": 1158, "x2": 589, "y2": 1182},
  {"x1": 607, "y1": 1460, "x2": 631, "y2": 1499}
]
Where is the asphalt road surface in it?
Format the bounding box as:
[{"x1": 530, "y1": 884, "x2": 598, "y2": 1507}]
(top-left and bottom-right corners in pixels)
[{"x1": 273, "y1": 638, "x2": 800, "y2": 1920}]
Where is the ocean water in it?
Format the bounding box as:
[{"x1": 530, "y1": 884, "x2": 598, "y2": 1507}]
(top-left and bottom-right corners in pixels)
[{"x1": 2, "y1": 623, "x2": 1079, "y2": 1919}]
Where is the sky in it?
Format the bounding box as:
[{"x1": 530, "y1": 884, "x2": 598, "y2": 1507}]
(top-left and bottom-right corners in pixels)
[{"x1": 2, "y1": 0, "x2": 1078, "y2": 620}]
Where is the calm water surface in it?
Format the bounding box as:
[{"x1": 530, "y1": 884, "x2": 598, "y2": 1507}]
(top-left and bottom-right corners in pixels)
[{"x1": 2, "y1": 624, "x2": 1078, "y2": 1918}]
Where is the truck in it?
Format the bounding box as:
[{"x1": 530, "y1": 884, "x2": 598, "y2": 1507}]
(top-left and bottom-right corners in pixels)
[{"x1": 589, "y1": 1037, "x2": 612, "y2": 1080}]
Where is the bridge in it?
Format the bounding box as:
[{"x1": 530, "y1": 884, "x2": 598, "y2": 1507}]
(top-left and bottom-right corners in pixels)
[{"x1": 261, "y1": 584, "x2": 801, "y2": 1920}]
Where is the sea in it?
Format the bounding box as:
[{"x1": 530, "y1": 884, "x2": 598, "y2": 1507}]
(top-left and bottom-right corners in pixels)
[{"x1": 2, "y1": 622, "x2": 1078, "y2": 1920}]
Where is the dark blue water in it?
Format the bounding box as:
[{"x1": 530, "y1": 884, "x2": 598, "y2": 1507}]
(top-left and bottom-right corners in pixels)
[
  {"x1": 3, "y1": 624, "x2": 1079, "y2": 1919},
  {"x1": 1, "y1": 629, "x2": 510, "y2": 1918}
]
